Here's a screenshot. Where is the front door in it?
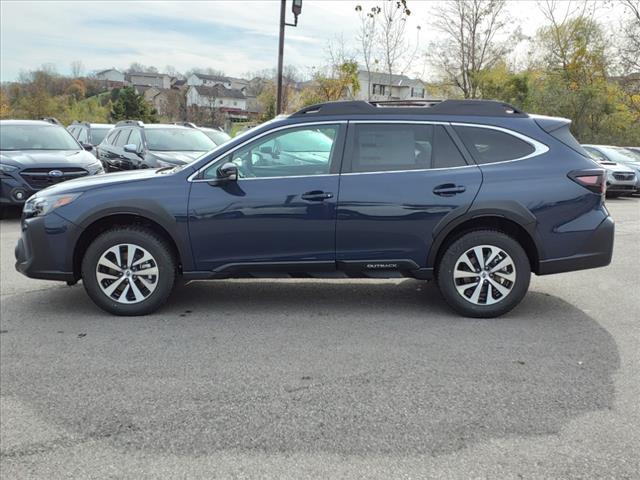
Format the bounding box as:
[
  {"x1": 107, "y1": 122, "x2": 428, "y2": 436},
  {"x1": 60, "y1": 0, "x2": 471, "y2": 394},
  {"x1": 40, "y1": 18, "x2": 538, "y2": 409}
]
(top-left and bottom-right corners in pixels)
[
  {"x1": 188, "y1": 123, "x2": 346, "y2": 273},
  {"x1": 336, "y1": 121, "x2": 482, "y2": 272}
]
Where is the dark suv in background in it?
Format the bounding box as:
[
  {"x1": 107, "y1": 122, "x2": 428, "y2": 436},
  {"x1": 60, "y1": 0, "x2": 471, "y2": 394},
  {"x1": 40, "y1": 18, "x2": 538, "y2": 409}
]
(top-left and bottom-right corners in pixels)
[
  {"x1": 68, "y1": 121, "x2": 114, "y2": 155},
  {"x1": 1, "y1": 119, "x2": 104, "y2": 211},
  {"x1": 96, "y1": 120, "x2": 216, "y2": 171},
  {"x1": 15, "y1": 100, "x2": 614, "y2": 318}
]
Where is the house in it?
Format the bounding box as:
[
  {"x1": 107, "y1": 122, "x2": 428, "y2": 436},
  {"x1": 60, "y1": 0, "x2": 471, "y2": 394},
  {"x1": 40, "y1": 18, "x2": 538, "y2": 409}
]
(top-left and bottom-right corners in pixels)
[
  {"x1": 186, "y1": 73, "x2": 232, "y2": 89},
  {"x1": 95, "y1": 68, "x2": 125, "y2": 83},
  {"x1": 186, "y1": 85, "x2": 248, "y2": 120},
  {"x1": 355, "y1": 70, "x2": 428, "y2": 101},
  {"x1": 126, "y1": 72, "x2": 172, "y2": 89}
]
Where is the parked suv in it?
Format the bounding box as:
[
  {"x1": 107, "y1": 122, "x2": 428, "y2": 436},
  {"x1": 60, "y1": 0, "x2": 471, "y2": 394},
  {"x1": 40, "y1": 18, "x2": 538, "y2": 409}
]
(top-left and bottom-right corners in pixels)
[
  {"x1": 96, "y1": 120, "x2": 216, "y2": 171},
  {"x1": 1, "y1": 119, "x2": 104, "y2": 210},
  {"x1": 582, "y1": 144, "x2": 638, "y2": 196},
  {"x1": 67, "y1": 121, "x2": 114, "y2": 156},
  {"x1": 174, "y1": 122, "x2": 232, "y2": 146},
  {"x1": 15, "y1": 100, "x2": 614, "y2": 317}
]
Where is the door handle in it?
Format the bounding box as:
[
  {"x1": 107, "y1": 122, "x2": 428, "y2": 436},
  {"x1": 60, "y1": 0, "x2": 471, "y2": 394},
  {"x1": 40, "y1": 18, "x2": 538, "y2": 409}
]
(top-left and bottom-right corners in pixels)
[
  {"x1": 301, "y1": 190, "x2": 333, "y2": 201},
  {"x1": 433, "y1": 184, "x2": 466, "y2": 196}
]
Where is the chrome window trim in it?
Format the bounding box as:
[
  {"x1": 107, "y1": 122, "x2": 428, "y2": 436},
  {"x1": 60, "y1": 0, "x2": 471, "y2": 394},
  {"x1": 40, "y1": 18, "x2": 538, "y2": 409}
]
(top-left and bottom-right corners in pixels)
[
  {"x1": 188, "y1": 121, "x2": 347, "y2": 182},
  {"x1": 341, "y1": 164, "x2": 476, "y2": 176},
  {"x1": 450, "y1": 122, "x2": 549, "y2": 164}
]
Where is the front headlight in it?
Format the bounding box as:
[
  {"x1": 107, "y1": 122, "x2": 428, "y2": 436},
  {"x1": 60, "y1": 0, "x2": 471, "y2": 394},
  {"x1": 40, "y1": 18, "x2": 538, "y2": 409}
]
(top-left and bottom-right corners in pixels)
[
  {"x1": 86, "y1": 161, "x2": 105, "y2": 175},
  {"x1": 0, "y1": 163, "x2": 19, "y2": 174},
  {"x1": 23, "y1": 193, "x2": 82, "y2": 218}
]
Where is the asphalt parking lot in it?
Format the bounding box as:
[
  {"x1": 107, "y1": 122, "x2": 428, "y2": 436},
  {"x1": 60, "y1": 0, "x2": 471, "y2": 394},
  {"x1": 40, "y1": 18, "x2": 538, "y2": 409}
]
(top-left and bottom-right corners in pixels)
[{"x1": 1, "y1": 198, "x2": 639, "y2": 479}]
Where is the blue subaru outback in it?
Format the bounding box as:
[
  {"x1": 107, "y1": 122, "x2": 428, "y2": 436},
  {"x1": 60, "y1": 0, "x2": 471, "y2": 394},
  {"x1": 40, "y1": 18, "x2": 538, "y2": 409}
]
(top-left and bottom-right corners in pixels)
[{"x1": 15, "y1": 100, "x2": 614, "y2": 317}]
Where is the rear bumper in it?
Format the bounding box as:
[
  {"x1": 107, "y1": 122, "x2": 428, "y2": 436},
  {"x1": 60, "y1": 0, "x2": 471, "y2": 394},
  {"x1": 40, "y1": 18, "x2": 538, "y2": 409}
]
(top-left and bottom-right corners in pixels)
[
  {"x1": 538, "y1": 215, "x2": 614, "y2": 275},
  {"x1": 15, "y1": 212, "x2": 79, "y2": 282}
]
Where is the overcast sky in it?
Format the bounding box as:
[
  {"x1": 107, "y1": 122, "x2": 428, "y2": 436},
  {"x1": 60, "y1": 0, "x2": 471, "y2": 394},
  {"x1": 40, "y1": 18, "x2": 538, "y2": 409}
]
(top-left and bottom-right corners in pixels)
[{"x1": 0, "y1": 0, "x2": 631, "y2": 82}]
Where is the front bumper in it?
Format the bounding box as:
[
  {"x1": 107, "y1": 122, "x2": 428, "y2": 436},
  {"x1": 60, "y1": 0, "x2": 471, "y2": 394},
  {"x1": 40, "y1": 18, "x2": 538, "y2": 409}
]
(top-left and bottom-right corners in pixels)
[
  {"x1": 538, "y1": 215, "x2": 614, "y2": 275},
  {"x1": 15, "y1": 212, "x2": 80, "y2": 282},
  {"x1": 1, "y1": 176, "x2": 37, "y2": 205}
]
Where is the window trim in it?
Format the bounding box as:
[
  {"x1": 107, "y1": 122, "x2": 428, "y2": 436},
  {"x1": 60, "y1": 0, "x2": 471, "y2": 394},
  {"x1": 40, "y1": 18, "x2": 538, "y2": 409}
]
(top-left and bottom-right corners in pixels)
[
  {"x1": 451, "y1": 122, "x2": 549, "y2": 164},
  {"x1": 188, "y1": 121, "x2": 347, "y2": 182}
]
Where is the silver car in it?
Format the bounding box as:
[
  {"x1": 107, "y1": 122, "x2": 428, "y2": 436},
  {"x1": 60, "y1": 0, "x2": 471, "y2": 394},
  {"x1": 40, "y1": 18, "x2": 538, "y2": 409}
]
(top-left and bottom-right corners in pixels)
[{"x1": 582, "y1": 144, "x2": 638, "y2": 197}]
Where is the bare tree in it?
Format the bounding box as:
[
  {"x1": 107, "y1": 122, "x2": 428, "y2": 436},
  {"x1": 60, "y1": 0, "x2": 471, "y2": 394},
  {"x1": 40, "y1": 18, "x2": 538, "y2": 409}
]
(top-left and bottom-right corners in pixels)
[
  {"x1": 70, "y1": 61, "x2": 84, "y2": 78},
  {"x1": 355, "y1": 5, "x2": 380, "y2": 100},
  {"x1": 429, "y1": 0, "x2": 519, "y2": 99}
]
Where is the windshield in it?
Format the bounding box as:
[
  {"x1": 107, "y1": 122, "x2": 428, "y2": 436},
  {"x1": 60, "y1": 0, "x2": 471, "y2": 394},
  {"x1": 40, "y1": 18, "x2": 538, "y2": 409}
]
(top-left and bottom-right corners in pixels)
[
  {"x1": 145, "y1": 128, "x2": 216, "y2": 152},
  {"x1": 0, "y1": 125, "x2": 80, "y2": 151},
  {"x1": 203, "y1": 129, "x2": 231, "y2": 146},
  {"x1": 91, "y1": 128, "x2": 110, "y2": 145},
  {"x1": 598, "y1": 146, "x2": 640, "y2": 164}
]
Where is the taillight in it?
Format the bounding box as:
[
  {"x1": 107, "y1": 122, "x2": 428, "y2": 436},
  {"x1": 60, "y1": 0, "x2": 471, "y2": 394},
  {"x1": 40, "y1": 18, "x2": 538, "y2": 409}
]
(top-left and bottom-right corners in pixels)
[{"x1": 568, "y1": 169, "x2": 605, "y2": 195}]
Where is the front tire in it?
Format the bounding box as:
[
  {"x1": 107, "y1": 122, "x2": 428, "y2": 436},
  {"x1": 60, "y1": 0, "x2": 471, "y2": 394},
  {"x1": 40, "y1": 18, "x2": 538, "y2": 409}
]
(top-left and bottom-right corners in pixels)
[
  {"x1": 436, "y1": 230, "x2": 531, "y2": 318},
  {"x1": 81, "y1": 227, "x2": 176, "y2": 316}
]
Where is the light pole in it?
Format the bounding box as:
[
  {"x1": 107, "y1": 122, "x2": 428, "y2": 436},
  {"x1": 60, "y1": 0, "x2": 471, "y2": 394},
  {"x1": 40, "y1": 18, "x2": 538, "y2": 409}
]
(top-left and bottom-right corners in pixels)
[{"x1": 276, "y1": 0, "x2": 302, "y2": 115}]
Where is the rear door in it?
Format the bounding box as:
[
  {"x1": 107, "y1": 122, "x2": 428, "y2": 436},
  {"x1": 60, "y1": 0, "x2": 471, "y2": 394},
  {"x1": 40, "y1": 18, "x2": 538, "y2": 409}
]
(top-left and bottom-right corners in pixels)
[{"x1": 336, "y1": 121, "x2": 482, "y2": 272}]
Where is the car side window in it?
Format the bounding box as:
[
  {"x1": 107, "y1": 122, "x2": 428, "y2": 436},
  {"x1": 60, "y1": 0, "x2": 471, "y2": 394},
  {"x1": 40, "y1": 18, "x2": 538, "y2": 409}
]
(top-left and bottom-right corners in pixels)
[
  {"x1": 128, "y1": 128, "x2": 143, "y2": 149},
  {"x1": 346, "y1": 123, "x2": 466, "y2": 173},
  {"x1": 105, "y1": 129, "x2": 119, "y2": 146},
  {"x1": 77, "y1": 128, "x2": 88, "y2": 144},
  {"x1": 202, "y1": 125, "x2": 341, "y2": 179},
  {"x1": 114, "y1": 129, "x2": 131, "y2": 148},
  {"x1": 453, "y1": 126, "x2": 535, "y2": 164}
]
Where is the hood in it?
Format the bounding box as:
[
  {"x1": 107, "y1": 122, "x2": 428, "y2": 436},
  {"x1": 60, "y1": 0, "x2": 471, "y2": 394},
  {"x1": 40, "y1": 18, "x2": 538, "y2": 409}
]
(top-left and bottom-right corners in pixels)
[
  {"x1": 148, "y1": 151, "x2": 206, "y2": 165},
  {"x1": 33, "y1": 168, "x2": 167, "y2": 197},
  {"x1": 598, "y1": 161, "x2": 634, "y2": 173},
  {"x1": 0, "y1": 149, "x2": 97, "y2": 168}
]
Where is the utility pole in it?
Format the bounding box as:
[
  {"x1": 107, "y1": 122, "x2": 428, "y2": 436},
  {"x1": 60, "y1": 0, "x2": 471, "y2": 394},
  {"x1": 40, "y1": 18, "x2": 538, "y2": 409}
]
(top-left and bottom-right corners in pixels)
[{"x1": 276, "y1": 0, "x2": 302, "y2": 115}]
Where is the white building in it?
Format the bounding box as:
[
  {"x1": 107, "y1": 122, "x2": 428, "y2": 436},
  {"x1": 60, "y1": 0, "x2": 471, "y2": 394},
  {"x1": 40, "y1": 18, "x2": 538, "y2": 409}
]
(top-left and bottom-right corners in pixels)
[
  {"x1": 186, "y1": 73, "x2": 232, "y2": 89},
  {"x1": 355, "y1": 70, "x2": 428, "y2": 101},
  {"x1": 95, "y1": 68, "x2": 125, "y2": 83},
  {"x1": 186, "y1": 85, "x2": 248, "y2": 120},
  {"x1": 126, "y1": 72, "x2": 172, "y2": 89}
]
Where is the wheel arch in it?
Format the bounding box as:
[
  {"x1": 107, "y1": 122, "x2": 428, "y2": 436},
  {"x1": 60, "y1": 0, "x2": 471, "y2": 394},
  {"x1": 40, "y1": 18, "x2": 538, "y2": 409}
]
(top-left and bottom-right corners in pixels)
[
  {"x1": 72, "y1": 212, "x2": 185, "y2": 280},
  {"x1": 428, "y1": 203, "x2": 543, "y2": 274}
]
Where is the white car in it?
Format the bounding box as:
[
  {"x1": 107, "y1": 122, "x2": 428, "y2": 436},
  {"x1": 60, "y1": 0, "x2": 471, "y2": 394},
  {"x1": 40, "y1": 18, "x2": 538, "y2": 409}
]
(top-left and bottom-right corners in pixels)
[{"x1": 582, "y1": 145, "x2": 637, "y2": 197}]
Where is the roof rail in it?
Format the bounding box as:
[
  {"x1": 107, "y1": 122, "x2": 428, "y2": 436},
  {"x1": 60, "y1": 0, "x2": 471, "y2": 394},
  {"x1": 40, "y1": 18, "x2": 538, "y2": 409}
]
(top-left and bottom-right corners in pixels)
[
  {"x1": 290, "y1": 99, "x2": 527, "y2": 118},
  {"x1": 115, "y1": 120, "x2": 144, "y2": 127},
  {"x1": 40, "y1": 117, "x2": 62, "y2": 125},
  {"x1": 172, "y1": 121, "x2": 197, "y2": 128}
]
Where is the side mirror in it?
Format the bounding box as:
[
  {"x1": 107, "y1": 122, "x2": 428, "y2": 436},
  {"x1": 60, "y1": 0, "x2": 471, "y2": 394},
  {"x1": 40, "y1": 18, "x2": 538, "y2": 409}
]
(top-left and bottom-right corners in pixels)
[
  {"x1": 124, "y1": 144, "x2": 139, "y2": 154},
  {"x1": 217, "y1": 162, "x2": 238, "y2": 182},
  {"x1": 81, "y1": 142, "x2": 94, "y2": 151},
  {"x1": 259, "y1": 145, "x2": 273, "y2": 154}
]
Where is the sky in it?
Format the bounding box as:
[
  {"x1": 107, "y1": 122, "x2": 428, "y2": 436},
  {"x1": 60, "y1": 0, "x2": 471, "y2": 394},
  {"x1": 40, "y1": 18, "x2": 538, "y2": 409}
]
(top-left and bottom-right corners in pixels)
[{"x1": 0, "y1": 0, "x2": 631, "y2": 83}]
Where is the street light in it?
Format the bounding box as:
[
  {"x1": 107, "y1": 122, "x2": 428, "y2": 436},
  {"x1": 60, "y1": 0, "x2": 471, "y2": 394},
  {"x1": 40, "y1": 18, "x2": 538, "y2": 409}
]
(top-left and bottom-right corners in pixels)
[{"x1": 276, "y1": 0, "x2": 303, "y2": 115}]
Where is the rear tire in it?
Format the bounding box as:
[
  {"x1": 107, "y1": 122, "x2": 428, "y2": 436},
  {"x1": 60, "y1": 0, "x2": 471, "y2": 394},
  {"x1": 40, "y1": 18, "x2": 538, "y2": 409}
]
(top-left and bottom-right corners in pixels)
[
  {"x1": 436, "y1": 230, "x2": 531, "y2": 318},
  {"x1": 81, "y1": 227, "x2": 176, "y2": 316}
]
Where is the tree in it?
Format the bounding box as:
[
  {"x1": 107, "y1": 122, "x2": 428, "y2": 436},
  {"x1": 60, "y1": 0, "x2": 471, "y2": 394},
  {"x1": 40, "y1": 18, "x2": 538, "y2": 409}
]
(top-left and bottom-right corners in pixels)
[
  {"x1": 355, "y1": 5, "x2": 380, "y2": 100},
  {"x1": 70, "y1": 60, "x2": 84, "y2": 78},
  {"x1": 429, "y1": 0, "x2": 519, "y2": 99},
  {"x1": 110, "y1": 87, "x2": 158, "y2": 122},
  {"x1": 617, "y1": 0, "x2": 640, "y2": 75}
]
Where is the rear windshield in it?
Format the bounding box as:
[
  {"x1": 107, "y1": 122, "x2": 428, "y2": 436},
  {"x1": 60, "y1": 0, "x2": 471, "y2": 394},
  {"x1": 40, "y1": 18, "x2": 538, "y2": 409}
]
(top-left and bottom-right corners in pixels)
[
  {"x1": 91, "y1": 128, "x2": 110, "y2": 145},
  {"x1": 145, "y1": 128, "x2": 216, "y2": 152},
  {"x1": 0, "y1": 125, "x2": 80, "y2": 151}
]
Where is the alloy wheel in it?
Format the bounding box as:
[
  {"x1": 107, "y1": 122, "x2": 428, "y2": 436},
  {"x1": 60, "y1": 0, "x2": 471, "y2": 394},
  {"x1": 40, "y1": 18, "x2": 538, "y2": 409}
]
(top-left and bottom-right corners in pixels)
[
  {"x1": 453, "y1": 245, "x2": 517, "y2": 306},
  {"x1": 95, "y1": 243, "x2": 159, "y2": 304}
]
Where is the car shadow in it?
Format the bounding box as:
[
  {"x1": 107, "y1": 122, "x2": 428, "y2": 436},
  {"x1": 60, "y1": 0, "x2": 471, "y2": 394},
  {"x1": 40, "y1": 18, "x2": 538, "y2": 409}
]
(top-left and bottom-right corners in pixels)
[{"x1": 0, "y1": 279, "x2": 620, "y2": 458}]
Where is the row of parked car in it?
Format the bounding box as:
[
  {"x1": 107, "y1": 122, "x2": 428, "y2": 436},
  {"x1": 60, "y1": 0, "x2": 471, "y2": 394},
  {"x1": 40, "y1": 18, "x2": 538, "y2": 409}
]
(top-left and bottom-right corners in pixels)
[
  {"x1": 0, "y1": 116, "x2": 639, "y2": 212},
  {"x1": 0, "y1": 118, "x2": 231, "y2": 210}
]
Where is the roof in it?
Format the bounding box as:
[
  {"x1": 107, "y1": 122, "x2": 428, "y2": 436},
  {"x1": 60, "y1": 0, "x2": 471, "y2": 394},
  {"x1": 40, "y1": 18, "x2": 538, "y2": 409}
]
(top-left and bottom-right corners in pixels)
[
  {"x1": 291, "y1": 100, "x2": 527, "y2": 118},
  {"x1": 0, "y1": 119, "x2": 61, "y2": 126},
  {"x1": 114, "y1": 121, "x2": 192, "y2": 130},
  {"x1": 193, "y1": 85, "x2": 245, "y2": 99},
  {"x1": 96, "y1": 68, "x2": 122, "y2": 75},
  {"x1": 191, "y1": 72, "x2": 230, "y2": 82},
  {"x1": 172, "y1": 79, "x2": 187, "y2": 86},
  {"x1": 127, "y1": 71, "x2": 170, "y2": 78},
  {"x1": 358, "y1": 70, "x2": 424, "y2": 87}
]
